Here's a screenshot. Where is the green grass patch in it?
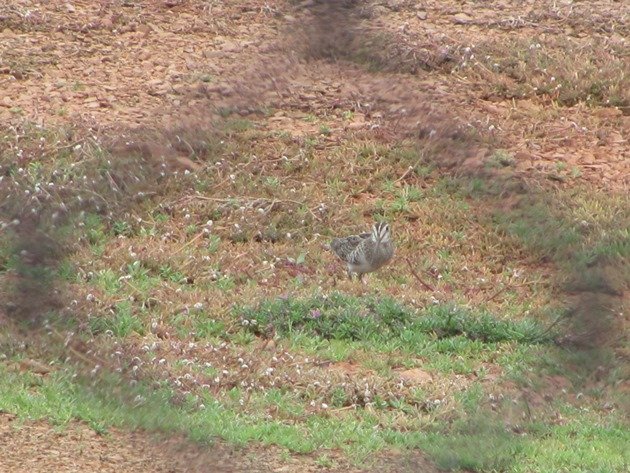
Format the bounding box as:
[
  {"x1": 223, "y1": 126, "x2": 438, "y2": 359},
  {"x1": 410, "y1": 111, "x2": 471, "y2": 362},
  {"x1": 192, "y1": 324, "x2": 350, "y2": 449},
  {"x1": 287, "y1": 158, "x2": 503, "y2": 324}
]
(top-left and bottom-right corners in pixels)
[
  {"x1": 512, "y1": 407, "x2": 630, "y2": 473},
  {"x1": 422, "y1": 413, "x2": 524, "y2": 471},
  {"x1": 239, "y1": 293, "x2": 551, "y2": 347}
]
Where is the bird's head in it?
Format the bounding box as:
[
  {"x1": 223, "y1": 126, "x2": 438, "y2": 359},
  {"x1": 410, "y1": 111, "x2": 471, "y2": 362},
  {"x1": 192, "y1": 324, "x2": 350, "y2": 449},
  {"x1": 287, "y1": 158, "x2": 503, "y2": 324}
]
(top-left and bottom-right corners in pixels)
[{"x1": 371, "y1": 221, "x2": 391, "y2": 243}]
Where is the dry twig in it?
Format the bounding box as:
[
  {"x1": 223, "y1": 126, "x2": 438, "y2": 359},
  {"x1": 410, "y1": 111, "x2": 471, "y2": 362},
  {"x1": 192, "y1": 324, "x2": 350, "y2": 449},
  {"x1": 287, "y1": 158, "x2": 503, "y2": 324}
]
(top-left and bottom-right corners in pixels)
[{"x1": 405, "y1": 257, "x2": 435, "y2": 292}]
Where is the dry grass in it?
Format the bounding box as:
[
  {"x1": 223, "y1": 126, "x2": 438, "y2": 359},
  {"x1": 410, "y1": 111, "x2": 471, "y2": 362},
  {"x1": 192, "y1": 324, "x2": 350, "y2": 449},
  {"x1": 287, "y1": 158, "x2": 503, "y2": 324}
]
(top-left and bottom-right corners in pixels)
[
  {"x1": 462, "y1": 38, "x2": 628, "y2": 108},
  {"x1": 345, "y1": 27, "x2": 628, "y2": 110}
]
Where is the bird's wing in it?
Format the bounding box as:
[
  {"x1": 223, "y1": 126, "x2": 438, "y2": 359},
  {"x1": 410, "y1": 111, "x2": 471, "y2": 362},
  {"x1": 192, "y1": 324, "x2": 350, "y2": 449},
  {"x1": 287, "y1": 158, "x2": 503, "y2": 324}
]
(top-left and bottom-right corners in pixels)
[
  {"x1": 330, "y1": 234, "x2": 368, "y2": 262},
  {"x1": 347, "y1": 239, "x2": 370, "y2": 265}
]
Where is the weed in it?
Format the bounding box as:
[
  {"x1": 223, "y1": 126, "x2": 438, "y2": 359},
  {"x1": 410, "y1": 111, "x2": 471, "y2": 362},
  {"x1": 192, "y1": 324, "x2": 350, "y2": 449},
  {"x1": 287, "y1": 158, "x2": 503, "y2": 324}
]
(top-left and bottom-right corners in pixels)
[
  {"x1": 112, "y1": 220, "x2": 133, "y2": 237},
  {"x1": 88, "y1": 301, "x2": 144, "y2": 337},
  {"x1": 206, "y1": 234, "x2": 221, "y2": 253},
  {"x1": 159, "y1": 265, "x2": 187, "y2": 284},
  {"x1": 389, "y1": 185, "x2": 423, "y2": 214},
  {"x1": 342, "y1": 110, "x2": 354, "y2": 120},
  {"x1": 487, "y1": 150, "x2": 515, "y2": 168},
  {"x1": 319, "y1": 125, "x2": 331, "y2": 136},
  {"x1": 93, "y1": 268, "x2": 122, "y2": 294},
  {"x1": 223, "y1": 118, "x2": 253, "y2": 133},
  {"x1": 264, "y1": 176, "x2": 281, "y2": 188},
  {"x1": 193, "y1": 318, "x2": 227, "y2": 339}
]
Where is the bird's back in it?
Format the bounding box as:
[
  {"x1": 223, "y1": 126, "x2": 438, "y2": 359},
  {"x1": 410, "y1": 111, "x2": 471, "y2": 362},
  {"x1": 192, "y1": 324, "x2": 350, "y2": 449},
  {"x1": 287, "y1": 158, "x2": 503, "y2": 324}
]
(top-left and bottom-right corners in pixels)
[{"x1": 330, "y1": 232, "x2": 370, "y2": 263}]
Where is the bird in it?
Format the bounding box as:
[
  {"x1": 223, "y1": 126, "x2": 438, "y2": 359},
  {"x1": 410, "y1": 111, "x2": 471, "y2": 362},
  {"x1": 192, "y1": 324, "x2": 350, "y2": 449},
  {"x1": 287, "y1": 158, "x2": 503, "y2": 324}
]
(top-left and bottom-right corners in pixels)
[{"x1": 330, "y1": 221, "x2": 394, "y2": 283}]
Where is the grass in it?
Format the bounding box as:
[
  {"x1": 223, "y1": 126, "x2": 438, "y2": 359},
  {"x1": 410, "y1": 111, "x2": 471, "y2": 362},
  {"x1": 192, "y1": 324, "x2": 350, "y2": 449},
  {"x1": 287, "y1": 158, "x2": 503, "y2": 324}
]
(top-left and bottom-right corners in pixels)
[
  {"x1": 1, "y1": 364, "x2": 628, "y2": 472},
  {"x1": 422, "y1": 409, "x2": 629, "y2": 472},
  {"x1": 1, "y1": 117, "x2": 627, "y2": 470},
  {"x1": 342, "y1": 17, "x2": 628, "y2": 109},
  {"x1": 239, "y1": 293, "x2": 551, "y2": 346},
  {"x1": 422, "y1": 415, "x2": 524, "y2": 471},
  {"x1": 492, "y1": 193, "x2": 630, "y2": 271},
  {"x1": 1, "y1": 18, "x2": 629, "y2": 468},
  {"x1": 1, "y1": 118, "x2": 627, "y2": 469},
  {"x1": 468, "y1": 37, "x2": 628, "y2": 107}
]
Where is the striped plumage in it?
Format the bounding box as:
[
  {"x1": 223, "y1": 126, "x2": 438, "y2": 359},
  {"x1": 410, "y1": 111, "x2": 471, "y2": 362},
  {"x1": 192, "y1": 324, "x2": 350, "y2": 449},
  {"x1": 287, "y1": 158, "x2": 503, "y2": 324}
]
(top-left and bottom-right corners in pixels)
[{"x1": 330, "y1": 222, "x2": 394, "y2": 282}]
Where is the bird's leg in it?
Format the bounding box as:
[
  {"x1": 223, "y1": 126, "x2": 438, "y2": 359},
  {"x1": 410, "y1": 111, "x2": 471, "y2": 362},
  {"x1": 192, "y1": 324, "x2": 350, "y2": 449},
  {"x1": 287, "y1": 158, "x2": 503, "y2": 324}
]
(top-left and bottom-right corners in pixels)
[
  {"x1": 359, "y1": 273, "x2": 366, "y2": 285},
  {"x1": 347, "y1": 268, "x2": 353, "y2": 280}
]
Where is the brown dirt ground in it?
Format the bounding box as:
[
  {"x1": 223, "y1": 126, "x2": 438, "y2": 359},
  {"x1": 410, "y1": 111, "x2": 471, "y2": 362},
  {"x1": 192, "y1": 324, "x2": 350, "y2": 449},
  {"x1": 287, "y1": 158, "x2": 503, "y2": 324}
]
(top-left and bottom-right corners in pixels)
[
  {"x1": 0, "y1": 412, "x2": 334, "y2": 473},
  {"x1": 0, "y1": 412, "x2": 437, "y2": 472},
  {"x1": 1, "y1": 0, "x2": 628, "y2": 471},
  {"x1": 1, "y1": 0, "x2": 627, "y2": 188}
]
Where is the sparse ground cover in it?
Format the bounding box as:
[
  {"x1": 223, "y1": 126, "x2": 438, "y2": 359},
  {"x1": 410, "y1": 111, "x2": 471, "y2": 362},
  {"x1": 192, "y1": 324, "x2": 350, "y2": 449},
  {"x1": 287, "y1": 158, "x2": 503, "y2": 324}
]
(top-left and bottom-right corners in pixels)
[{"x1": 1, "y1": 1, "x2": 628, "y2": 472}]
